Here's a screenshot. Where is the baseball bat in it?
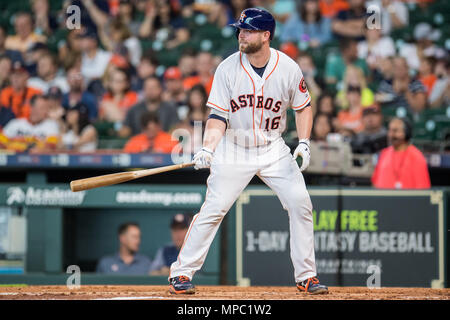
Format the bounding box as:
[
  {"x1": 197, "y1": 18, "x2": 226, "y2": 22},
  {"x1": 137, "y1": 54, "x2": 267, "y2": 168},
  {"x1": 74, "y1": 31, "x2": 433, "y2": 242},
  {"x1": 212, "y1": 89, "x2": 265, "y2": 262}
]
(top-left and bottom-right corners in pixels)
[{"x1": 70, "y1": 162, "x2": 195, "y2": 192}]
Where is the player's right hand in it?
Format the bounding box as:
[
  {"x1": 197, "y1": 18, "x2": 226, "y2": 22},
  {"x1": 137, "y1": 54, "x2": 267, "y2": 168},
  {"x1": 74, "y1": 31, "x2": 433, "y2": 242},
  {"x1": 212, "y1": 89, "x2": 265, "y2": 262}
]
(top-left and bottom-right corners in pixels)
[{"x1": 192, "y1": 147, "x2": 214, "y2": 170}]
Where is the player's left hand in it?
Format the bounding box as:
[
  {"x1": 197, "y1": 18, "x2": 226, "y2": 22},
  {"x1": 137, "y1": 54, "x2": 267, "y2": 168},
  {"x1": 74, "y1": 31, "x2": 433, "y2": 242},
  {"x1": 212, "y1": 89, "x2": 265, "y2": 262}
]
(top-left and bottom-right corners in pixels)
[
  {"x1": 192, "y1": 147, "x2": 214, "y2": 170},
  {"x1": 292, "y1": 139, "x2": 310, "y2": 172}
]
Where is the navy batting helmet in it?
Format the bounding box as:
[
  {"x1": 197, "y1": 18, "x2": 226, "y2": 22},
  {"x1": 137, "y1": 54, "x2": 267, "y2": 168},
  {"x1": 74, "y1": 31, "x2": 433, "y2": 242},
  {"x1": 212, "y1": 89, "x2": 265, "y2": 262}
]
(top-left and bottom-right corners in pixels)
[{"x1": 230, "y1": 8, "x2": 276, "y2": 40}]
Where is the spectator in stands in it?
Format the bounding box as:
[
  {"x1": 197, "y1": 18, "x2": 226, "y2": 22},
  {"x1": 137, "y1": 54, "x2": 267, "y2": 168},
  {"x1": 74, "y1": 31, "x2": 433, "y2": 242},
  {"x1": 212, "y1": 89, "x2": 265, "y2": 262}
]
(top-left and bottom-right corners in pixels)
[
  {"x1": 46, "y1": 86, "x2": 66, "y2": 133},
  {"x1": 31, "y1": 0, "x2": 59, "y2": 36},
  {"x1": 178, "y1": 50, "x2": 197, "y2": 79},
  {"x1": 365, "y1": 0, "x2": 408, "y2": 35},
  {"x1": 0, "y1": 60, "x2": 42, "y2": 119},
  {"x1": 123, "y1": 111, "x2": 178, "y2": 154},
  {"x1": 399, "y1": 23, "x2": 446, "y2": 71},
  {"x1": 319, "y1": 0, "x2": 350, "y2": 19},
  {"x1": 71, "y1": 0, "x2": 110, "y2": 34},
  {"x1": 376, "y1": 56, "x2": 427, "y2": 114},
  {"x1": 281, "y1": 0, "x2": 332, "y2": 47},
  {"x1": 372, "y1": 117, "x2": 431, "y2": 189},
  {"x1": 2, "y1": 94, "x2": 60, "y2": 152},
  {"x1": 297, "y1": 53, "x2": 323, "y2": 103},
  {"x1": 357, "y1": 27, "x2": 396, "y2": 72},
  {"x1": 311, "y1": 113, "x2": 334, "y2": 142},
  {"x1": 336, "y1": 65, "x2": 374, "y2": 110},
  {"x1": 150, "y1": 213, "x2": 192, "y2": 276},
  {"x1": 350, "y1": 104, "x2": 387, "y2": 154},
  {"x1": 372, "y1": 56, "x2": 394, "y2": 85},
  {"x1": 62, "y1": 64, "x2": 98, "y2": 121},
  {"x1": 131, "y1": 52, "x2": 158, "y2": 92},
  {"x1": 121, "y1": 76, "x2": 179, "y2": 137},
  {"x1": 61, "y1": 102, "x2": 98, "y2": 152},
  {"x1": 280, "y1": 42, "x2": 300, "y2": 61},
  {"x1": 317, "y1": 92, "x2": 337, "y2": 117},
  {"x1": 27, "y1": 53, "x2": 69, "y2": 94},
  {"x1": 96, "y1": 222, "x2": 152, "y2": 275},
  {"x1": 183, "y1": 51, "x2": 215, "y2": 94},
  {"x1": 0, "y1": 25, "x2": 22, "y2": 63},
  {"x1": 418, "y1": 57, "x2": 437, "y2": 97},
  {"x1": 171, "y1": 85, "x2": 209, "y2": 154},
  {"x1": 58, "y1": 28, "x2": 83, "y2": 71},
  {"x1": 325, "y1": 38, "x2": 369, "y2": 88},
  {"x1": 0, "y1": 55, "x2": 12, "y2": 90},
  {"x1": 23, "y1": 42, "x2": 50, "y2": 78},
  {"x1": 186, "y1": 84, "x2": 209, "y2": 124},
  {"x1": 115, "y1": 0, "x2": 142, "y2": 37},
  {"x1": 138, "y1": 0, "x2": 190, "y2": 50},
  {"x1": 79, "y1": 28, "x2": 112, "y2": 86},
  {"x1": 162, "y1": 67, "x2": 187, "y2": 110},
  {"x1": 97, "y1": 18, "x2": 142, "y2": 67},
  {"x1": 429, "y1": 57, "x2": 449, "y2": 108},
  {"x1": 99, "y1": 68, "x2": 138, "y2": 129},
  {"x1": 4, "y1": 12, "x2": 46, "y2": 53},
  {"x1": 336, "y1": 85, "x2": 364, "y2": 134},
  {"x1": 331, "y1": 0, "x2": 368, "y2": 41}
]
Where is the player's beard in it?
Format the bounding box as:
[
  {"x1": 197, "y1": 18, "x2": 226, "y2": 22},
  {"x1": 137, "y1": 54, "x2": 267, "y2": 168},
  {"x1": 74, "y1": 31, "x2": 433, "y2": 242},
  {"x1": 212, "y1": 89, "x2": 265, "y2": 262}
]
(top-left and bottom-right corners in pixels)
[{"x1": 239, "y1": 39, "x2": 263, "y2": 54}]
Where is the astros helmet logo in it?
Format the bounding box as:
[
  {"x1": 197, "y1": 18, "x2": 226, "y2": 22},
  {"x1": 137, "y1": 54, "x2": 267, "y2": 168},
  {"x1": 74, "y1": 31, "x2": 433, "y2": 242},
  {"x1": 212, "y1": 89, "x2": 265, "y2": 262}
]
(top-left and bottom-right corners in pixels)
[{"x1": 239, "y1": 12, "x2": 247, "y2": 22}]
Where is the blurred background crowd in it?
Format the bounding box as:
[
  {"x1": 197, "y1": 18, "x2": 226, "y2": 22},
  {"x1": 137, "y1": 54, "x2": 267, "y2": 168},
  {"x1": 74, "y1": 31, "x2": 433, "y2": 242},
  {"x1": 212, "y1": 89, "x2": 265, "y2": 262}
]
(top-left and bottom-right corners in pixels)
[{"x1": 0, "y1": 0, "x2": 448, "y2": 157}]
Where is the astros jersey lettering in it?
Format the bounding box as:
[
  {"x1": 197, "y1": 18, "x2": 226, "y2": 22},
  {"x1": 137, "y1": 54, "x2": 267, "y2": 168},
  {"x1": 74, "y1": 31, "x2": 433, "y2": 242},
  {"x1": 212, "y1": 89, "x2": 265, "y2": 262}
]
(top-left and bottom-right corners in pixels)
[{"x1": 207, "y1": 48, "x2": 311, "y2": 147}]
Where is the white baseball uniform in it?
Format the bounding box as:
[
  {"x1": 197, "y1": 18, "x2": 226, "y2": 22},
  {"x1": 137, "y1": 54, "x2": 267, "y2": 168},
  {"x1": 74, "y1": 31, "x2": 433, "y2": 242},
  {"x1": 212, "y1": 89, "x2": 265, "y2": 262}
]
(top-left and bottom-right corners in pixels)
[{"x1": 170, "y1": 48, "x2": 316, "y2": 283}]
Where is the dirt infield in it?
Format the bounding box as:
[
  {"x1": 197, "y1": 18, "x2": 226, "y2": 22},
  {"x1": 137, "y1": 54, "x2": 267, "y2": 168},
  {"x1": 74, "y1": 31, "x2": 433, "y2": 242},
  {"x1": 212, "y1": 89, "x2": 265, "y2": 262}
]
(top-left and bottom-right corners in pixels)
[{"x1": 0, "y1": 285, "x2": 448, "y2": 300}]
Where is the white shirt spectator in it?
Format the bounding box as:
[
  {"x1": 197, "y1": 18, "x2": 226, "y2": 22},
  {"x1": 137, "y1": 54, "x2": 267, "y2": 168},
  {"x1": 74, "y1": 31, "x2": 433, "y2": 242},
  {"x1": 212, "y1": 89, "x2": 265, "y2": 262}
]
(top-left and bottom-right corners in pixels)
[
  {"x1": 81, "y1": 49, "x2": 112, "y2": 83},
  {"x1": 62, "y1": 126, "x2": 98, "y2": 152},
  {"x1": 124, "y1": 37, "x2": 142, "y2": 67},
  {"x1": 358, "y1": 36, "x2": 396, "y2": 61},
  {"x1": 3, "y1": 118, "x2": 59, "y2": 139},
  {"x1": 366, "y1": 0, "x2": 408, "y2": 35},
  {"x1": 28, "y1": 75, "x2": 70, "y2": 94}
]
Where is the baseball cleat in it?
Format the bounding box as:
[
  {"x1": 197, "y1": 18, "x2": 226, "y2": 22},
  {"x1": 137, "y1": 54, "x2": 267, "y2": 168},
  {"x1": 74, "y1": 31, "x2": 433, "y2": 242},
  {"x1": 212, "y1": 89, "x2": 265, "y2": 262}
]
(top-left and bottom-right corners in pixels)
[
  {"x1": 296, "y1": 277, "x2": 328, "y2": 295},
  {"x1": 169, "y1": 276, "x2": 196, "y2": 294}
]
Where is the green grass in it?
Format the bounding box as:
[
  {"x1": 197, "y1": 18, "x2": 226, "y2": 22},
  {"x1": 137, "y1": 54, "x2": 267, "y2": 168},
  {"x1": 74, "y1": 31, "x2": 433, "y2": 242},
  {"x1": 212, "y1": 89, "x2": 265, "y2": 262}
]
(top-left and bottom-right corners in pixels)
[{"x1": 0, "y1": 284, "x2": 28, "y2": 287}]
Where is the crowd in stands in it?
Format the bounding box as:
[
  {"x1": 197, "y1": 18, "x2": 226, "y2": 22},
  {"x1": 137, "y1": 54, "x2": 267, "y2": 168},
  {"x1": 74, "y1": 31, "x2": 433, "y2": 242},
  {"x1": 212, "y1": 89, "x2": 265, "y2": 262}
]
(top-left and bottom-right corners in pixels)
[{"x1": 0, "y1": 0, "x2": 447, "y2": 163}]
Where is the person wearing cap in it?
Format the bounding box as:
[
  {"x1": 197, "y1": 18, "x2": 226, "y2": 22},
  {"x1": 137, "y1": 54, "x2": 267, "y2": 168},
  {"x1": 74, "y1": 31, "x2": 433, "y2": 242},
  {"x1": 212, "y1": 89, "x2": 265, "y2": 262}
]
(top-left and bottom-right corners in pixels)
[
  {"x1": 79, "y1": 28, "x2": 112, "y2": 85},
  {"x1": 399, "y1": 22, "x2": 446, "y2": 71},
  {"x1": 162, "y1": 66, "x2": 187, "y2": 108},
  {"x1": 123, "y1": 111, "x2": 179, "y2": 153},
  {"x1": 2, "y1": 94, "x2": 60, "y2": 152},
  {"x1": 350, "y1": 104, "x2": 387, "y2": 154},
  {"x1": 0, "y1": 60, "x2": 42, "y2": 119},
  {"x1": 61, "y1": 102, "x2": 98, "y2": 152},
  {"x1": 96, "y1": 222, "x2": 153, "y2": 275},
  {"x1": 4, "y1": 12, "x2": 46, "y2": 54},
  {"x1": 150, "y1": 213, "x2": 192, "y2": 276},
  {"x1": 27, "y1": 53, "x2": 69, "y2": 94}
]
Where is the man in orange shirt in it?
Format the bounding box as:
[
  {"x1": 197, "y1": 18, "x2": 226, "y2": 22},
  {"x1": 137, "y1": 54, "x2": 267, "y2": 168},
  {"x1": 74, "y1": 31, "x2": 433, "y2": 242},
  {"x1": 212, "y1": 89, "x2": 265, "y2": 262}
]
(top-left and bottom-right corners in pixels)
[
  {"x1": 123, "y1": 111, "x2": 179, "y2": 154},
  {"x1": 0, "y1": 61, "x2": 42, "y2": 119},
  {"x1": 371, "y1": 117, "x2": 431, "y2": 189}
]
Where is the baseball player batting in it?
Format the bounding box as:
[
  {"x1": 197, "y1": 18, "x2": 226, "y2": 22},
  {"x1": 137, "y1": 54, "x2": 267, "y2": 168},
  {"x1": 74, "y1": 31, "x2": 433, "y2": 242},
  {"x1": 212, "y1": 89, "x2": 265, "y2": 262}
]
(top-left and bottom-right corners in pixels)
[{"x1": 169, "y1": 8, "x2": 328, "y2": 295}]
